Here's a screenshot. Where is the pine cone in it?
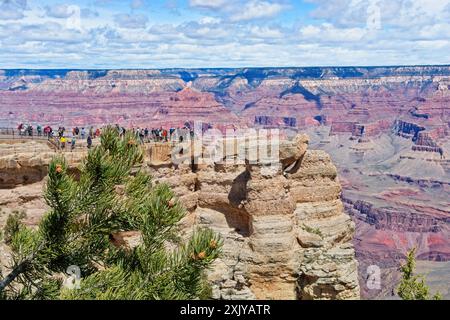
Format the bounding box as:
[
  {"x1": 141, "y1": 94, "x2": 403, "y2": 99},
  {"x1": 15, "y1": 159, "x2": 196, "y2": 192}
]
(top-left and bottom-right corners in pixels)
[
  {"x1": 197, "y1": 251, "x2": 206, "y2": 260},
  {"x1": 55, "y1": 165, "x2": 63, "y2": 173}
]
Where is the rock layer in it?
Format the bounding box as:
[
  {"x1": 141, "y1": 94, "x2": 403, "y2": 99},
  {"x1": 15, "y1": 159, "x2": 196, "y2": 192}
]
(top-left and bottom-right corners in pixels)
[{"x1": 144, "y1": 136, "x2": 360, "y2": 300}]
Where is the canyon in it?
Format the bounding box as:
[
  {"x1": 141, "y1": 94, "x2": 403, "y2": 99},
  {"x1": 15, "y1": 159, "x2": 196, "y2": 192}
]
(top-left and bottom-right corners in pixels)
[{"x1": 0, "y1": 66, "x2": 449, "y2": 299}]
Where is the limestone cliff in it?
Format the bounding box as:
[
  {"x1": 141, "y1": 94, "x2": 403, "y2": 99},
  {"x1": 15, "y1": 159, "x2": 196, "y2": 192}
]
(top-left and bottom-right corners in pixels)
[{"x1": 144, "y1": 136, "x2": 360, "y2": 300}]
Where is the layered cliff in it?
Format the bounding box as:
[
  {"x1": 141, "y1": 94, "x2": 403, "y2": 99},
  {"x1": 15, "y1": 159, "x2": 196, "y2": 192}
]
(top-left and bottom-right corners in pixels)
[
  {"x1": 140, "y1": 135, "x2": 360, "y2": 300},
  {"x1": 1, "y1": 66, "x2": 449, "y2": 132}
]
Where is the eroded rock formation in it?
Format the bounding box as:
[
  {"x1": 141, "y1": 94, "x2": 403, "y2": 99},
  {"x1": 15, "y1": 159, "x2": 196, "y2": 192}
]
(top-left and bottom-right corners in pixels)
[{"x1": 143, "y1": 135, "x2": 360, "y2": 299}]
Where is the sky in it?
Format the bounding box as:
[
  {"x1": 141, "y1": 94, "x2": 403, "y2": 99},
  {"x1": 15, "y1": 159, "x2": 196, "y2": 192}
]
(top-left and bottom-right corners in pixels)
[{"x1": 0, "y1": 0, "x2": 449, "y2": 68}]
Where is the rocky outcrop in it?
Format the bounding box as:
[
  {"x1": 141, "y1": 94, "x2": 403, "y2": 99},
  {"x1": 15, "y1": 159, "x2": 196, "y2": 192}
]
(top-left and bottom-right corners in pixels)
[
  {"x1": 345, "y1": 199, "x2": 445, "y2": 233},
  {"x1": 0, "y1": 140, "x2": 85, "y2": 188},
  {"x1": 254, "y1": 115, "x2": 297, "y2": 127},
  {"x1": 144, "y1": 135, "x2": 360, "y2": 300}
]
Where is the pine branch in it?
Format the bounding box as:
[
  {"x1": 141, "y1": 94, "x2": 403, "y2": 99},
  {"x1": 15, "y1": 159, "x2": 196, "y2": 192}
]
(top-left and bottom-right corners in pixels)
[
  {"x1": 0, "y1": 241, "x2": 46, "y2": 293},
  {"x1": 1, "y1": 126, "x2": 222, "y2": 300}
]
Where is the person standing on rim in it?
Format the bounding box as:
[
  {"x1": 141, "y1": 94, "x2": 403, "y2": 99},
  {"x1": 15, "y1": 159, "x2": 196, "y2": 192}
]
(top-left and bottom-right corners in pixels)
[
  {"x1": 87, "y1": 135, "x2": 92, "y2": 149},
  {"x1": 71, "y1": 136, "x2": 76, "y2": 151},
  {"x1": 60, "y1": 136, "x2": 67, "y2": 151}
]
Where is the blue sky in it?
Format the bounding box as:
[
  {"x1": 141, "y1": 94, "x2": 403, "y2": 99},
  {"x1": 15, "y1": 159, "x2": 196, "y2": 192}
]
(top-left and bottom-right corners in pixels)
[{"x1": 0, "y1": 0, "x2": 449, "y2": 68}]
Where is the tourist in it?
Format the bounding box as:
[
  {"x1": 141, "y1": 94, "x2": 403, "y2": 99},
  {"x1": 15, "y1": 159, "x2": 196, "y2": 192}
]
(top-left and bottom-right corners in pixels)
[
  {"x1": 21, "y1": 124, "x2": 28, "y2": 136},
  {"x1": 17, "y1": 123, "x2": 24, "y2": 136},
  {"x1": 60, "y1": 136, "x2": 67, "y2": 150},
  {"x1": 139, "y1": 128, "x2": 145, "y2": 144},
  {"x1": 87, "y1": 135, "x2": 92, "y2": 149},
  {"x1": 71, "y1": 136, "x2": 76, "y2": 151},
  {"x1": 37, "y1": 124, "x2": 42, "y2": 136},
  {"x1": 81, "y1": 127, "x2": 86, "y2": 139},
  {"x1": 27, "y1": 125, "x2": 33, "y2": 136},
  {"x1": 46, "y1": 126, "x2": 53, "y2": 138},
  {"x1": 135, "y1": 128, "x2": 140, "y2": 140}
]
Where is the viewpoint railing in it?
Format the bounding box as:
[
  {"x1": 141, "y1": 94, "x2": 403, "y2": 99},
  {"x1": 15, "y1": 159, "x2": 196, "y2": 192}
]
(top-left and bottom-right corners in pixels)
[
  {"x1": 0, "y1": 127, "x2": 176, "y2": 157},
  {"x1": 0, "y1": 127, "x2": 51, "y2": 140},
  {"x1": 0, "y1": 127, "x2": 87, "y2": 155}
]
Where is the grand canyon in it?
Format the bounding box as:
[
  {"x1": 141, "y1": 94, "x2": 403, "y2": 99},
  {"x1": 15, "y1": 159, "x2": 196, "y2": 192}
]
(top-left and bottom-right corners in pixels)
[{"x1": 0, "y1": 66, "x2": 449, "y2": 299}]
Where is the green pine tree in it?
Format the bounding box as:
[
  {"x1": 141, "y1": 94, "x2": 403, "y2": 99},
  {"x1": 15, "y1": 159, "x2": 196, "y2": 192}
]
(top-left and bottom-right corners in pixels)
[
  {"x1": 397, "y1": 248, "x2": 441, "y2": 300},
  {"x1": 0, "y1": 126, "x2": 221, "y2": 300}
]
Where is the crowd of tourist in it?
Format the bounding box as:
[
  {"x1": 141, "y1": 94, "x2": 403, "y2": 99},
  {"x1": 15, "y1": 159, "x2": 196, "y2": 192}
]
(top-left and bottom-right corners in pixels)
[{"x1": 14, "y1": 122, "x2": 198, "y2": 151}]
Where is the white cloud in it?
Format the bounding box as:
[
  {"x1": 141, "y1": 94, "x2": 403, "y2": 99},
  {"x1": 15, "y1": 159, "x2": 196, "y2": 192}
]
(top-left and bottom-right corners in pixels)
[
  {"x1": 199, "y1": 16, "x2": 222, "y2": 25},
  {"x1": 230, "y1": 1, "x2": 285, "y2": 21},
  {"x1": 131, "y1": 0, "x2": 145, "y2": 9},
  {"x1": 0, "y1": 0, "x2": 27, "y2": 20},
  {"x1": 300, "y1": 23, "x2": 366, "y2": 43},
  {"x1": 45, "y1": 4, "x2": 75, "y2": 19},
  {"x1": 189, "y1": 0, "x2": 286, "y2": 22},
  {"x1": 81, "y1": 8, "x2": 99, "y2": 19},
  {"x1": 307, "y1": 0, "x2": 450, "y2": 28},
  {"x1": 417, "y1": 23, "x2": 450, "y2": 40},
  {"x1": 114, "y1": 13, "x2": 148, "y2": 29},
  {"x1": 1, "y1": 21, "x2": 87, "y2": 44},
  {"x1": 249, "y1": 25, "x2": 283, "y2": 38},
  {"x1": 189, "y1": 0, "x2": 229, "y2": 10},
  {"x1": 0, "y1": 0, "x2": 448, "y2": 68}
]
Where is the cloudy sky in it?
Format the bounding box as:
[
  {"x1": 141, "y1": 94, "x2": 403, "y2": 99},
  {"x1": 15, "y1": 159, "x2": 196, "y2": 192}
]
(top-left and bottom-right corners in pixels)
[{"x1": 0, "y1": 0, "x2": 449, "y2": 68}]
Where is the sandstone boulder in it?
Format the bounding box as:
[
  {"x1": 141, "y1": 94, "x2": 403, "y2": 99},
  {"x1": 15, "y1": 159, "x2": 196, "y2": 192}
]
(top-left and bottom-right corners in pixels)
[{"x1": 279, "y1": 133, "x2": 309, "y2": 169}]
